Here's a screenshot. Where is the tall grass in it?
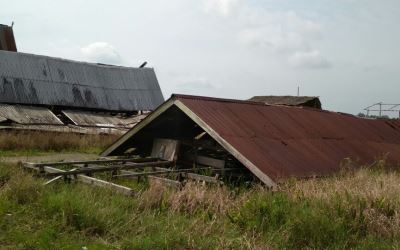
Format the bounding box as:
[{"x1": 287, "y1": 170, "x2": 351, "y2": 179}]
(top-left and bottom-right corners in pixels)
[
  {"x1": 1, "y1": 163, "x2": 400, "y2": 249},
  {"x1": 0, "y1": 131, "x2": 118, "y2": 154}
]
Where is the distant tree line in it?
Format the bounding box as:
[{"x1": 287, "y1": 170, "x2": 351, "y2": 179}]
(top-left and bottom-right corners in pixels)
[{"x1": 357, "y1": 113, "x2": 397, "y2": 119}]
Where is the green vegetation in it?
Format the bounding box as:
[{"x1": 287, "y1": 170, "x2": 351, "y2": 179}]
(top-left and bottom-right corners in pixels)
[
  {"x1": 0, "y1": 131, "x2": 118, "y2": 156},
  {"x1": 1, "y1": 161, "x2": 400, "y2": 249}
]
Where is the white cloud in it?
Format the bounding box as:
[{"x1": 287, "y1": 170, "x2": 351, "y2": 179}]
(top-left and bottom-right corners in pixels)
[
  {"x1": 237, "y1": 11, "x2": 321, "y2": 54},
  {"x1": 174, "y1": 75, "x2": 219, "y2": 95},
  {"x1": 80, "y1": 42, "x2": 122, "y2": 65},
  {"x1": 288, "y1": 50, "x2": 332, "y2": 69},
  {"x1": 201, "y1": 1, "x2": 329, "y2": 66},
  {"x1": 239, "y1": 28, "x2": 309, "y2": 53},
  {"x1": 202, "y1": 0, "x2": 241, "y2": 17}
]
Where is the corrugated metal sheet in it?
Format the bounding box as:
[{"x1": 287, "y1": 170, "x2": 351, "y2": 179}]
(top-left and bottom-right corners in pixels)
[
  {"x1": 249, "y1": 96, "x2": 321, "y2": 108},
  {"x1": 177, "y1": 95, "x2": 400, "y2": 182},
  {"x1": 62, "y1": 110, "x2": 146, "y2": 128},
  {"x1": 0, "y1": 50, "x2": 164, "y2": 111},
  {"x1": 0, "y1": 104, "x2": 63, "y2": 125},
  {"x1": 0, "y1": 24, "x2": 17, "y2": 52}
]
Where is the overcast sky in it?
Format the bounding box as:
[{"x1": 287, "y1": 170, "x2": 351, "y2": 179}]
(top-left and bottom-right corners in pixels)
[{"x1": 2, "y1": 0, "x2": 399, "y2": 115}]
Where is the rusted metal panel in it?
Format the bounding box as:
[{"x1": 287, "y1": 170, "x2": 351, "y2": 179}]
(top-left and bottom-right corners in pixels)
[
  {"x1": 249, "y1": 96, "x2": 321, "y2": 109},
  {"x1": 62, "y1": 110, "x2": 146, "y2": 128},
  {"x1": 177, "y1": 95, "x2": 400, "y2": 182},
  {"x1": 102, "y1": 94, "x2": 400, "y2": 184},
  {"x1": 0, "y1": 104, "x2": 62, "y2": 125},
  {"x1": 0, "y1": 24, "x2": 17, "y2": 52},
  {"x1": 0, "y1": 50, "x2": 164, "y2": 111}
]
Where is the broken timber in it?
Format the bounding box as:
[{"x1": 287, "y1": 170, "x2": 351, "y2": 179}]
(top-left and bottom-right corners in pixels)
[
  {"x1": 153, "y1": 167, "x2": 223, "y2": 184},
  {"x1": 119, "y1": 170, "x2": 182, "y2": 188},
  {"x1": 24, "y1": 160, "x2": 172, "y2": 177},
  {"x1": 25, "y1": 157, "x2": 159, "y2": 168},
  {"x1": 42, "y1": 166, "x2": 134, "y2": 196},
  {"x1": 22, "y1": 157, "x2": 237, "y2": 194}
]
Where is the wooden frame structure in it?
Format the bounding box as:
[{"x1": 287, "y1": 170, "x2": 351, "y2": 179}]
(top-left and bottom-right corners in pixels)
[{"x1": 23, "y1": 157, "x2": 231, "y2": 195}]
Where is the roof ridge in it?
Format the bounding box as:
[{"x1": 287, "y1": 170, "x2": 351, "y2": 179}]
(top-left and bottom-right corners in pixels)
[
  {"x1": 171, "y1": 94, "x2": 361, "y2": 117},
  {"x1": 172, "y1": 94, "x2": 269, "y2": 106},
  {"x1": 0, "y1": 50, "x2": 151, "y2": 70}
]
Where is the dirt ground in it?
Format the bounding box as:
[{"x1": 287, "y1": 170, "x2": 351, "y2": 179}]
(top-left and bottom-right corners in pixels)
[{"x1": 0, "y1": 153, "x2": 100, "y2": 164}]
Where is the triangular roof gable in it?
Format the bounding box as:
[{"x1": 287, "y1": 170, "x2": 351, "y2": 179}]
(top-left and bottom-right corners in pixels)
[
  {"x1": 101, "y1": 95, "x2": 277, "y2": 186},
  {"x1": 102, "y1": 94, "x2": 400, "y2": 186}
]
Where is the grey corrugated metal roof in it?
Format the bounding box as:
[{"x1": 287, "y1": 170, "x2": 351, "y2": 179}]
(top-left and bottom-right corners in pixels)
[
  {"x1": 0, "y1": 50, "x2": 164, "y2": 111},
  {"x1": 62, "y1": 110, "x2": 146, "y2": 128},
  {"x1": 0, "y1": 104, "x2": 63, "y2": 125}
]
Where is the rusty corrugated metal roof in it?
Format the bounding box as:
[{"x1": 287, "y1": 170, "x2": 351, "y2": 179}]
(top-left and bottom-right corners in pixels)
[
  {"x1": 0, "y1": 24, "x2": 17, "y2": 52},
  {"x1": 102, "y1": 94, "x2": 400, "y2": 185},
  {"x1": 0, "y1": 50, "x2": 164, "y2": 111},
  {"x1": 0, "y1": 104, "x2": 63, "y2": 125},
  {"x1": 249, "y1": 95, "x2": 321, "y2": 107}
]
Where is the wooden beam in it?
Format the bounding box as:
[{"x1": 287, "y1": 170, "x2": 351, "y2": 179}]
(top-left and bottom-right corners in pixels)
[
  {"x1": 42, "y1": 161, "x2": 173, "y2": 177},
  {"x1": 119, "y1": 170, "x2": 182, "y2": 188},
  {"x1": 185, "y1": 154, "x2": 225, "y2": 168},
  {"x1": 43, "y1": 166, "x2": 134, "y2": 196},
  {"x1": 184, "y1": 173, "x2": 223, "y2": 185},
  {"x1": 153, "y1": 167, "x2": 223, "y2": 185},
  {"x1": 113, "y1": 167, "x2": 212, "y2": 178},
  {"x1": 43, "y1": 168, "x2": 78, "y2": 185},
  {"x1": 148, "y1": 176, "x2": 182, "y2": 188},
  {"x1": 24, "y1": 157, "x2": 160, "y2": 168}
]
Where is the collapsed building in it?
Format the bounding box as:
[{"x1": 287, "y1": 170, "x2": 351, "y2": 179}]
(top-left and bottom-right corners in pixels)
[
  {"x1": 101, "y1": 94, "x2": 400, "y2": 186},
  {"x1": 0, "y1": 25, "x2": 164, "y2": 134},
  {"x1": 249, "y1": 96, "x2": 322, "y2": 109}
]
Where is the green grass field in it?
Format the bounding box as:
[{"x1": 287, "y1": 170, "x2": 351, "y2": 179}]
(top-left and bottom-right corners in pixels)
[
  {"x1": 1, "y1": 161, "x2": 400, "y2": 249},
  {"x1": 1, "y1": 131, "x2": 400, "y2": 249}
]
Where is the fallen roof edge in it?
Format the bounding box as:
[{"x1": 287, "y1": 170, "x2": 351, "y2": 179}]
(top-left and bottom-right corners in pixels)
[{"x1": 174, "y1": 100, "x2": 277, "y2": 187}]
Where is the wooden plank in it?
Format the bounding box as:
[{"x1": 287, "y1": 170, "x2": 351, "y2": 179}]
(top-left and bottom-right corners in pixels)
[
  {"x1": 43, "y1": 176, "x2": 63, "y2": 185},
  {"x1": 153, "y1": 167, "x2": 223, "y2": 185},
  {"x1": 37, "y1": 161, "x2": 172, "y2": 177},
  {"x1": 196, "y1": 155, "x2": 225, "y2": 168},
  {"x1": 120, "y1": 170, "x2": 181, "y2": 188},
  {"x1": 77, "y1": 175, "x2": 134, "y2": 196},
  {"x1": 43, "y1": 166, "x2": 134, "y2": 196},
  {"x1": 151, "y1": 138, "x2": 180, "y2": 161},
  {"x1": 148, "y1": 176, "x2": 182, "y2": 188},
  {"x1": 184, "y1": 154, "x2": 225, "y2": 168},
  {"x1": 24, "y1": 157, "x2": 159, "y2": 168},
  {"x1": 43, "y1": 168, "x2": 78, "y2": 185},
  {"x1": 113, "y1": 167, "x2": 212, "y2": 178},
  {"x1": 184, "y1": 173, "x2": 223, "y2": 185}
]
